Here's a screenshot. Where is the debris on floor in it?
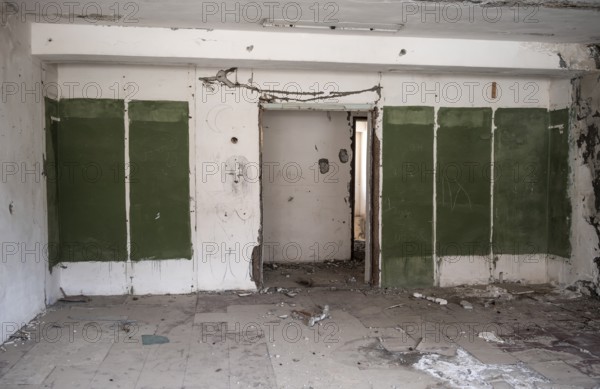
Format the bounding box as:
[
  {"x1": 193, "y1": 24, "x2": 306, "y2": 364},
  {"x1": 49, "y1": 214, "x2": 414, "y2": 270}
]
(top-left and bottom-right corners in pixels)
[
  {"x1": 291, "y1": 309, "x2": 314, "y2": 322},
  {"x1": 308, "y1": 305, "x2": 330, "y2": 326},
  {"x1": 413, "y1": 292, "x2": 448, "y2": 305},
  {"x1": 141, "y1": 334, "x2": 170, "y2": 345},
  {"x1": 58, "y1": 287, "x2": 91, "y2": 303},
  {"x1": 295, "y1": 278, "x2": 314, "y2": 287},
  {"x1": 8, "y1": 330, "x2": 30, "y2": 342},
  {"x1": 414, "y1": 348, "x2": 547, "y2": 388},
  {"x1": 478, "y1": 331, "x2": 505, "y2": 343},
  {"x1": 385, "y1": 304, "x2": 404, "y2": 310},
  {"x1": 1, "y1": 284, "x2": 599, "y2": 388},
  {"x1": 460, "y1": 300, "x2": 473, "y2": 310},
  {"x1": 263, "y1": 256, "x2": 365, "y2": 289},
  {"x1": 460, "y1": 285, "x2": 514, "y2": 301}
]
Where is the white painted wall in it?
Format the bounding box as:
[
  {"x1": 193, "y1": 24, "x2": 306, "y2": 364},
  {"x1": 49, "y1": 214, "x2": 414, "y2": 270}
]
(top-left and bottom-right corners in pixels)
[
  {"x1": 262, "y1": 110, "x2": 352, "y2": 263},
  {"x1": 21, "y1": 20, "x2": 600, "y2": 292},
  {"x1": 31, "y1": 23, "x2": 598, "y2": 74},
  {"x1": 0, "y1": 17, "x2": 55, "y2": 343},
  {"x1": 52, "y1": 64, "x2": 200, "y2": 295},
  {"x1": 0, "y1": 14, "x2": 595, "y2": 345},
  {"x1": 381, "y1": 74, "x2": 556, "y2": 286},
  {"x1": 51, "y1": 62, "x2": 571, "y2": 292}
]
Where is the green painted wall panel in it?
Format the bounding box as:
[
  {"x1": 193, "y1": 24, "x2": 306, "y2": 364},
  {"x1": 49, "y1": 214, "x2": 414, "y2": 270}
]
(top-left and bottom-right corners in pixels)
[
  {"x1": 382, "y1": 106, "x2": 434, "y2": 287},
  {"x1": 44, "y1": 98, "x2": 60, "y2": 267},
  {"x1": 548, "y1": 108, "x2": 571, "y2": 258},
  {"x1": 437, "y1": 108, "x2": 492, "y2": 257},
  {"x1": 493, "y1": 108, "x2": 549, "y2": 255},
  {"x1": 57, "y1": 99, "x2": 127, "y2": 262},
  {"x1": 129, "y1": 101, "x2": 192, "y2": 260}
]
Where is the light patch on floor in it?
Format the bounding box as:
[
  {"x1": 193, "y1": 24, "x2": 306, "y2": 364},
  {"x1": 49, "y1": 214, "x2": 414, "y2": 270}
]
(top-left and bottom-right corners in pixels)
[{"x1": 414, "y1": 348, "x2": 547, "y2": 389}]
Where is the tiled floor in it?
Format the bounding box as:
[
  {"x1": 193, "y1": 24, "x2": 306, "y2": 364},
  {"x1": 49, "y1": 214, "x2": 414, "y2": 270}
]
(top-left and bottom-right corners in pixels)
[{"x1": 1, "y1": 284, "x2": 599, "y2": 388}]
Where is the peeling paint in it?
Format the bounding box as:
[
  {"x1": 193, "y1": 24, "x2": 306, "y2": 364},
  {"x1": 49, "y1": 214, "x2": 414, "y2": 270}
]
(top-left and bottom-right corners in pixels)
[
  {"x1": 573, "y1": 74, "x2": 600, "y2": 297},
  {"x1": 589, "y1": 44, "x2": 600, "y2": 69}
]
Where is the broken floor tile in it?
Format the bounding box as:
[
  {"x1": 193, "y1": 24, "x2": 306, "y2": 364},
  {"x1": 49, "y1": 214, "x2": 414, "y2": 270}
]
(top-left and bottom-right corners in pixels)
[{"x1": 529, "y1": 360, "x2": 600, "y2": 387}]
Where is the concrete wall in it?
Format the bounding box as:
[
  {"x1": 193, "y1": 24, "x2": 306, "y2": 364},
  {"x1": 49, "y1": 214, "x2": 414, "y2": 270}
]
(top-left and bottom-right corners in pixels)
[
  {"x1": 0, "y1": 14, "x2": 595, "y2": 345},
  {"x1": 563, "y1": 74, "x2": 600, "y2": 294},
  {"x1": 29, "y1": 21, "x2": 600, "y2": 292},
  {"x1": 49, "y1": 63, "x2": 571, "y2": 293},
  {"x1": 54, "y1": 64, "x2": 198, "y2": 295},
  {"x1": 0, "y1": 16, "x2": 59, "y2": 343}
]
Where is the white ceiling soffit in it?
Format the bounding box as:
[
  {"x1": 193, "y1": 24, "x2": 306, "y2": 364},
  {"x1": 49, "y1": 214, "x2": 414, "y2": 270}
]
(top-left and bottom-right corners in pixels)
[{"x1": 7, "y1": 0, "x2": 600, "y2": 43}]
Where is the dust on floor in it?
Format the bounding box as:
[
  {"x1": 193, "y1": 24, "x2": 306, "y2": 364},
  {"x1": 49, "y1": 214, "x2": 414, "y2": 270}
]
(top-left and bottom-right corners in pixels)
[{"x1": 1, "y1": 283, "x2": 599, "y2": 388}]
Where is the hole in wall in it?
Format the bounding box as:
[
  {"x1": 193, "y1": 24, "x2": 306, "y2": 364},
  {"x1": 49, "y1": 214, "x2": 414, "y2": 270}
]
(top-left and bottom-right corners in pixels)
[
  {"x1": 318, "y1": 158, "x2": 330, "y2": 174},
  {"x1": 399, "y1": 49, "x2": 407, "y2": 56},
  {"x1": 231, "y1": 137, "x2": 238, "y2": 144},
  {"x1": 339, "y1": 149, "x2": 349, "y2": 163}
]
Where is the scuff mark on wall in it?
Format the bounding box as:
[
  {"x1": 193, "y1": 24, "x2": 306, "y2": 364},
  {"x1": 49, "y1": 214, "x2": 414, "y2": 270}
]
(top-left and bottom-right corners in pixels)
[
  {"x1": 224, "y1": 155, "x2": 249, "y2": 192},
  {"x1": 589, "y1": 44, "x2": 600, "y2": 69},
  {"x1": 558, "y1": 53, "x2": 568, "y2": 68},
  {"x1": 76, "y1": 13, "x2": 122, "y2": 22},
  {"x1": 199, "y1": 68, "x2": 381, "y2": 103},
  {"x1": 250, "y1": 244, "x2": 261, "y2": 286}
]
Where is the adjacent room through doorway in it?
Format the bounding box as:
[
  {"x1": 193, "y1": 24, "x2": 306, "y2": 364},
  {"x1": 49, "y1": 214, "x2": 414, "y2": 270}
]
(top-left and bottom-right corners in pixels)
[{"x1": 260, "y1": 109, "x2": 371, "y2": 289}]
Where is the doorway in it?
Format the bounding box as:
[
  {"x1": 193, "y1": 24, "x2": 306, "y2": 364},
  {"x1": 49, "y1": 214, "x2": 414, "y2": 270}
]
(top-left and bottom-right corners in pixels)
[{"x1": 257, "y1": 107, "x2": 374, "y2": 289}]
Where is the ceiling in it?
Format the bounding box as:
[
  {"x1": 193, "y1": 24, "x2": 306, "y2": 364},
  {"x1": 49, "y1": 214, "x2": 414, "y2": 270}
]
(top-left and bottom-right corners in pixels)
[{"x1": 14, "y1": 0, "x2": 600, "y2": 43}]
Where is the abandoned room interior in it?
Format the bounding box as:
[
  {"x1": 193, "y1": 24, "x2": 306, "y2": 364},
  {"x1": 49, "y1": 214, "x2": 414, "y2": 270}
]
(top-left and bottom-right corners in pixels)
[{"x1": 1, "y1": 0, "x2": 600, "y2": 388}]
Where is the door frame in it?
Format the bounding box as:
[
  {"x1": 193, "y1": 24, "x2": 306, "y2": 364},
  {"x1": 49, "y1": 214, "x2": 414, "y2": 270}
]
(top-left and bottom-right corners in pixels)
[{"x1": 254, "y1": 103, "x2": 379, "y2": 287}]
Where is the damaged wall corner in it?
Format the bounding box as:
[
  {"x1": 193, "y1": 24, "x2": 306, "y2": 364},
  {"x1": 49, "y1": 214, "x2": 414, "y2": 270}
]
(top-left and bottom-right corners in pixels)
[{"x1": 570, "y1": 74, "x2": 600, "y2": 297}]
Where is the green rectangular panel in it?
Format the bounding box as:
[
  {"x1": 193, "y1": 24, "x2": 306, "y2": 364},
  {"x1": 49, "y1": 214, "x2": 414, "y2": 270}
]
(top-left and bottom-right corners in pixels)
[
  {"x1": 382, "y1": 106, "x2": 434, "y2": 287},
  {"x1": 547, "y1": 108, "x2": 571, "y2": 258},
  {"x1": 437, "y1": 108, "x2": 492, "y2": 257},
  {"x1": 58, "y1": 99, "x2": 127, "y2": 262},
  {"x1": 493, "y1": 108, "x2": 548, "y2": 255},
  {"x1": 129, "y1": 101, "x2": 192, "y2": 260},
  {"x1": 44, "y1": 98, "x2": 60, "y2": 268}
]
